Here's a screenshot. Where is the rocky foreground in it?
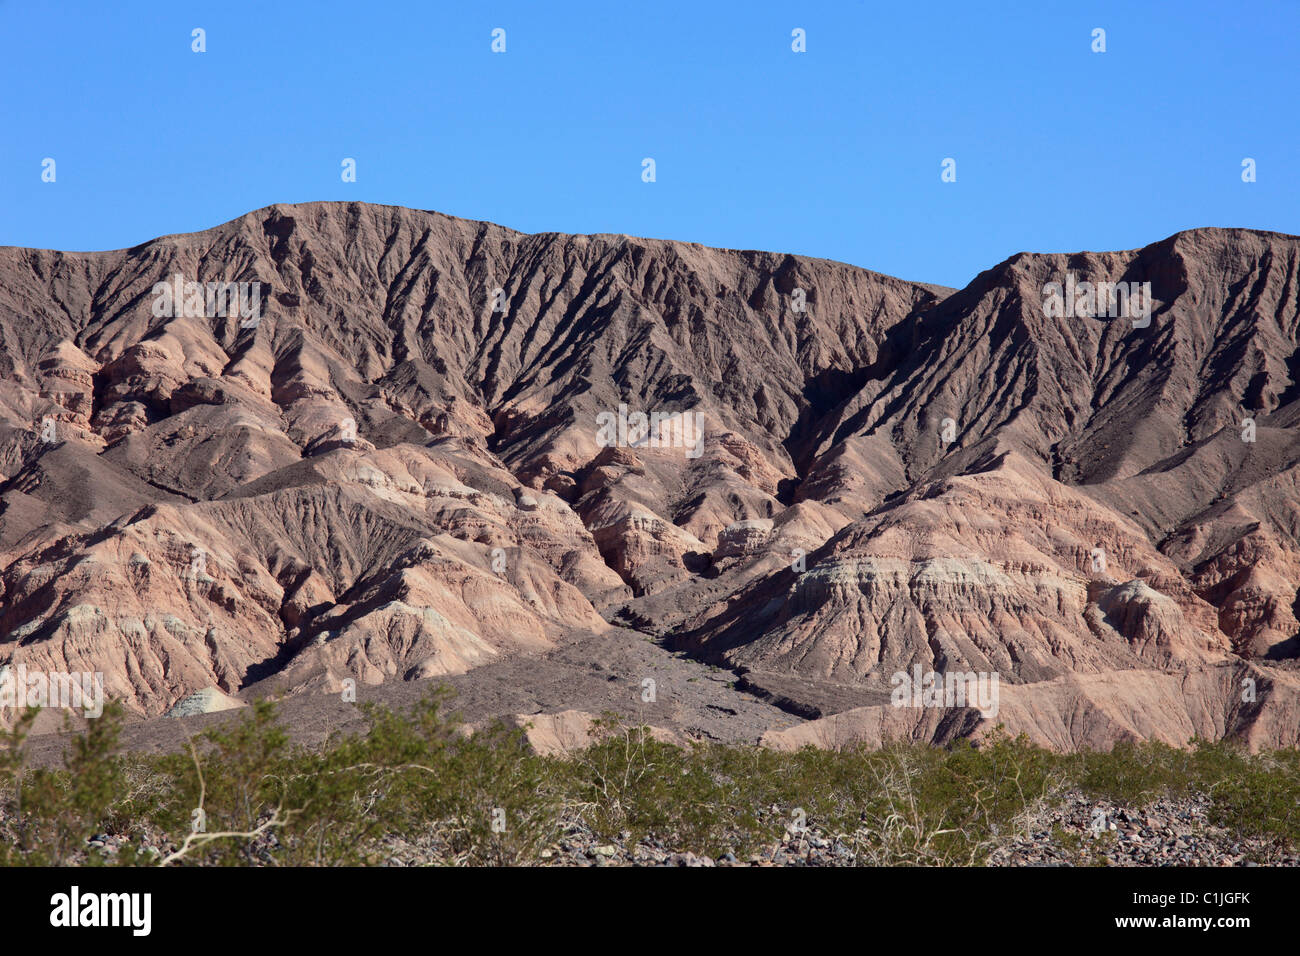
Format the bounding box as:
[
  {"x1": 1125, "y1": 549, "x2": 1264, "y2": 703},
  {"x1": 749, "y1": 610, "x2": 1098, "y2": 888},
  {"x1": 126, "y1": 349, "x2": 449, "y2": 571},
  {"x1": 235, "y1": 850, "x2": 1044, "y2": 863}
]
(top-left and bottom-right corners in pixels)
[
  {"x1": 2, "y1": 202, "x2": 1300, "y2": 752},
  {"x1": 389, "y1": 795, "x2": 1300, "y2": 867},
  {"x1": 16, "y1": 791, "x2": 1298, "y2": 868}
]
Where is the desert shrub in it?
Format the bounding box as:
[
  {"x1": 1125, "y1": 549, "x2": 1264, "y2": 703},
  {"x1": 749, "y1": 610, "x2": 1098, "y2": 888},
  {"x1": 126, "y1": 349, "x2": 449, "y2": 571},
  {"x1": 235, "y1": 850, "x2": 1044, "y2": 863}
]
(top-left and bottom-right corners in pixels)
[
  {"x1": 139, "y1": 690, "x2": 557, "y2": 865},
  {"x1": 561, "y1": 718, "x2": 728, "y2": 852},
  {"x1": 1202, "y1": 747, "x2": 1300, "y2": 853},
  {"x1": 1, "y1": 693, "x2": 1298, "y2": 866},
  {"x1": 0, "y1": 702, "x2": 126, "y2": 865}
]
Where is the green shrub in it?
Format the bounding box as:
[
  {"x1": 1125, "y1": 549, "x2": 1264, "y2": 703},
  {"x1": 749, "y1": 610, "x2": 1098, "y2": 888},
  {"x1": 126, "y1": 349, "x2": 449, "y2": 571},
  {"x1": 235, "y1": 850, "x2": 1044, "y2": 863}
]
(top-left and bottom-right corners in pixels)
[{"x1": 1, "y1": 692, "x2": 1297, "y2": 866}]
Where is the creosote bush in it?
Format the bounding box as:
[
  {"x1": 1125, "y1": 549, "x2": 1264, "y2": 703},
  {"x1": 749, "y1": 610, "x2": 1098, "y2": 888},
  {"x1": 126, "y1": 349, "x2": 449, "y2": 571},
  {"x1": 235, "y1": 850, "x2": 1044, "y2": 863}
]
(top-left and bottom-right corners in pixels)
[{"x1": 0, "y1": 695, "x2": 1297, "y2": 866}]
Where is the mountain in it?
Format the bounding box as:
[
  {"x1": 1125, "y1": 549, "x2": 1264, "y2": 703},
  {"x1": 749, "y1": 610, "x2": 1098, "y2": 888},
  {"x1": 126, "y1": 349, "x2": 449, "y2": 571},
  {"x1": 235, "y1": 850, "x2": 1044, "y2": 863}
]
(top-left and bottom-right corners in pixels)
[{"x1": 2, "y1": 202, "x2": 1298, "y2": 751}]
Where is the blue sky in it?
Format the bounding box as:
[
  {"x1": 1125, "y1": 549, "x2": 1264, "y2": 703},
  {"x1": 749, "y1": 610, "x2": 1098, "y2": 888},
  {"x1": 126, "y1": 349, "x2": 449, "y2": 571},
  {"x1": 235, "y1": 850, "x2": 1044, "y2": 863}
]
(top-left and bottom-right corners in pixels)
[{"x1": 1, "y1": 0, "x2": 1296, "y2": 288}]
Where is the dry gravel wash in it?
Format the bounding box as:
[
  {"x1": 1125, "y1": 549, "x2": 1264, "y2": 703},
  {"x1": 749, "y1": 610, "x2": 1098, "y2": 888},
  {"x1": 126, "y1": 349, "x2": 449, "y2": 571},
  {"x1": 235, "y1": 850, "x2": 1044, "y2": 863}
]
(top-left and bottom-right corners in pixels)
[{"x1": 20, "y1": 627, "x2": 801, "y2": 767}]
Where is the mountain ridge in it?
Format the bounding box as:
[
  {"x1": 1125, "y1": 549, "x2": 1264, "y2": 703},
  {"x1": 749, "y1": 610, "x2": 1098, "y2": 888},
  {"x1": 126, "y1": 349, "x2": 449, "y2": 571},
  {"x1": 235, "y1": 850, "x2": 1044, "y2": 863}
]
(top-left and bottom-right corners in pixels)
[{"x1": 1, "y1": 202, "x2": 1298, "y2": 753}]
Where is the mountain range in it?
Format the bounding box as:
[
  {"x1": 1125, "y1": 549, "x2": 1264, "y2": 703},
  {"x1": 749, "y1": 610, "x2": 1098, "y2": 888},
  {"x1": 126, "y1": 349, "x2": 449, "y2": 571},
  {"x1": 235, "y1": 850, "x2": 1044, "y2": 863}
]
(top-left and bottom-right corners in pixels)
[{"x1": 2, "y1": 201, "x2": 1299, "y2": 752}]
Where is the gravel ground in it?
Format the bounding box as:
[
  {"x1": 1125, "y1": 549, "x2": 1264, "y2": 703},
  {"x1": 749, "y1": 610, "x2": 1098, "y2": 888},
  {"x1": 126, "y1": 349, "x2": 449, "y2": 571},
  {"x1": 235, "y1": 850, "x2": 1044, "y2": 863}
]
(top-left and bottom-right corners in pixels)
[
  {"x1": 986, "y1": 793, "x2": 1300, "y2": 867},
  {"x1": 376, "y1": 791, "x2": 1300, "y2": 867},
  {"x1": 11, "y1": 789, "x2": 1298, "y2": 867}
]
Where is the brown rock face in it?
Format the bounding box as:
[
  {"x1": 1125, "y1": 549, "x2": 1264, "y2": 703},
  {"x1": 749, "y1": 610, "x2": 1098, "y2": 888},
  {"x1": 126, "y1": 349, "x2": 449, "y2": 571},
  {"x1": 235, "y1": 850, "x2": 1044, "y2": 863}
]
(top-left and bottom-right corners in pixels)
[{"x1": 1, "y1": 202, "x2": 1298, "y2": 750}]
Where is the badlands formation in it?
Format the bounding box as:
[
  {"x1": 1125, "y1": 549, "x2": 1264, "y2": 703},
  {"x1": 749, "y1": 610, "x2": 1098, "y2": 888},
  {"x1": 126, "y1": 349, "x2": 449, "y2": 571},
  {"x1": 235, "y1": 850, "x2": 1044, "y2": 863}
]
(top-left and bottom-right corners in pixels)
[{"x1": 1, "y1": 202, "x2": 1299, "y2": 751}]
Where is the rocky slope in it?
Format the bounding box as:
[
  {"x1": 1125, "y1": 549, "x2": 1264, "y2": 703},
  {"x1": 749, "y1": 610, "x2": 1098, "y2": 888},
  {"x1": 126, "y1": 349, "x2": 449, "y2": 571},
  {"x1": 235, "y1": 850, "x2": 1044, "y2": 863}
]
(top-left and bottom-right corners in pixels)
[{"x1": 1, "y1": 202, "x2": 1297, "y2": 750}]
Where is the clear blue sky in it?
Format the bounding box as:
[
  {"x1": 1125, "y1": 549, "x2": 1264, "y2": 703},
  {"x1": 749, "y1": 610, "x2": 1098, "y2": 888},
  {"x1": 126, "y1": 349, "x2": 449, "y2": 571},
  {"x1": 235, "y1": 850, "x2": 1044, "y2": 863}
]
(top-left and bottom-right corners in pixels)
[{"x1": 1, "y1": 0, "x2": 1296, "y2": 288}]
